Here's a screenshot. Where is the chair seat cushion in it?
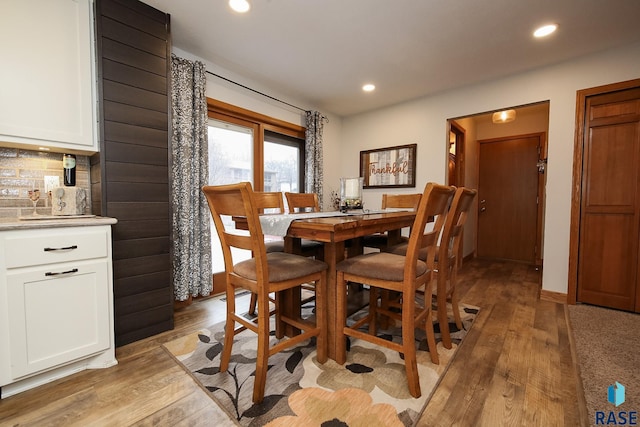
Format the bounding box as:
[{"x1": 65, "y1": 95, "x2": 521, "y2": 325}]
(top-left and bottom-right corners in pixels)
[
  {"x1": 386, "y1": 242, "x2": 429, "y2": 260},
  {"x1": 265, "y1": 240, "x2": 285, "y2": 253},
  {"x1": 387, "y1": 244, "x2": 458, "y2": 267},
  {"x1": 234, "y1": 252, "x2": 327, "y2": 282},
  {"x1": 336, "y1": 252, "x2": 428, "y2": 282}
]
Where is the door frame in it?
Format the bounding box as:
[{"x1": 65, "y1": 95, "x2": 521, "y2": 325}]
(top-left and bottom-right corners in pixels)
[
  {"x1": 476, "y1": 132, "x2": 547, "y2": 266},
  {"x1": 568, "y1": 78, "x2": 640, "y2": 304},
  {"x1": 448, "y1": 120, "x2": 466, "y2": 187}
]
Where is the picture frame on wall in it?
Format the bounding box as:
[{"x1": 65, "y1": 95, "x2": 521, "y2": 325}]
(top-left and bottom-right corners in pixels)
[{"x1": 360, "y1": 143, "x2": 417, "y2": 188}]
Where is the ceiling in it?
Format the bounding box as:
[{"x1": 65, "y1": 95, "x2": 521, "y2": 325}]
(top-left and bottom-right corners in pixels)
[{"x1": 142, "y1": 0, "x2": 640, "y2": 117}]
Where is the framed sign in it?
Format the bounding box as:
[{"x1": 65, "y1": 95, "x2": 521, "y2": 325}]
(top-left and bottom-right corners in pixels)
[{"x1": 360, "y1": 143, "x2": 417, "y2": 188}]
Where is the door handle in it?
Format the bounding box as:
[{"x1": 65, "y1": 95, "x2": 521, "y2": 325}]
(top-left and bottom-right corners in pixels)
[
  {"x1": 480, "y1": 199, "x2": 486, "y2": 204},
  {"x1": 480, "y1": 207, "x2": 486, "y2": 212}
]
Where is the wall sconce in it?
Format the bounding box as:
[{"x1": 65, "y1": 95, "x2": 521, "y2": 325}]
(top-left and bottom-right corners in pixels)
[{"x1": 492, "y1": 109, "x2": 516, "y2": 124}]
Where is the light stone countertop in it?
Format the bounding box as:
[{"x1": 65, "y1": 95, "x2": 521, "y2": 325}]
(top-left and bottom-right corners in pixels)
[{"x1": 0, "y1": 216, "x2": 117, "y2": 231}]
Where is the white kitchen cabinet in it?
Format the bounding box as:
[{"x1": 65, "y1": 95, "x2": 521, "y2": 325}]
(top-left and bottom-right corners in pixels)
[
  {"x1": 0, "y1": 0, "x2": 98, "y2": 154},
  {"x1": 0, "y1": 220, "x2": 117, "y2": 398}
]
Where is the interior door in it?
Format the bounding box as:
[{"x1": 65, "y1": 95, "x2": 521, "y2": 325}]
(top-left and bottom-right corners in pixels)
[
  {"x1": 477, "y1": 135, "x2": 540, "y2": 263},
  {"x1": 576, "y1": 87, "x2": 640, "y2": 311}
]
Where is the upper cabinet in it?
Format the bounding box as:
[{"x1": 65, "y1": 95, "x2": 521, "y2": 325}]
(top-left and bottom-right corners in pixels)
[{"x1": 0, "y1": 0, "x2": 98, "y2": 154}]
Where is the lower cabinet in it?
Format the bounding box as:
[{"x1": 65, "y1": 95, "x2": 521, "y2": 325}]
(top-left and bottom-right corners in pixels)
[{"x1": 0, "y1": 222, "x2": 117, "y2": 398}]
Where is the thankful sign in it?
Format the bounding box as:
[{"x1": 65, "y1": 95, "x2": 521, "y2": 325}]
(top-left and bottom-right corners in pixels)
[{"x1": 360, "y1": 143, "x2": 417, "y2": 188}]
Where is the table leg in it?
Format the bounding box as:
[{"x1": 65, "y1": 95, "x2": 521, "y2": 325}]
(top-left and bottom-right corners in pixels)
[
  {"x1": 278, "y1": 237, "x2": 303, "y2": 338},
  {"x1": 324, "y1": 240, "x2": 345, "y2": 361}
]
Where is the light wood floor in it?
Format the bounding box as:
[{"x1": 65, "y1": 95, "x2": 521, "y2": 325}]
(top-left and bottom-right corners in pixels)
[{"x1": 0, "y1": 259, "x2": 586, "y2": 426}]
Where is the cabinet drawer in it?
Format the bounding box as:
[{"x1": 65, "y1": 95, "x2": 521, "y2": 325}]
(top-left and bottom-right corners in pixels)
[{"x1": 4, "y1": 229, "x2": 109, "y2": 269}]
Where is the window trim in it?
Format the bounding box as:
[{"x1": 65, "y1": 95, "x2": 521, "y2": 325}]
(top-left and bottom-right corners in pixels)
[{"x1": 207, "y1": 98, "x2": 305, "y2": 190}]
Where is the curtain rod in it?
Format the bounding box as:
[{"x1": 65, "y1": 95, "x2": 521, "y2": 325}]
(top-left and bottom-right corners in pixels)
[
  {"x1": 206, "y1": 70, "x2": 328, "y2": 122},
  {"x1": 206, "y1": 70, "x2": 307, "y2": 112}
]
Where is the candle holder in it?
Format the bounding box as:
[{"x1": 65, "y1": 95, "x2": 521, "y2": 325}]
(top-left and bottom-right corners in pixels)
[{"x1": 339, "y1": 177, "x2": 363, "y2": 211}]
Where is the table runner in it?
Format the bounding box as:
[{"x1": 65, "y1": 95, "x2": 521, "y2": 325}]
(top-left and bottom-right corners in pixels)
[
  {"x1": 259, "y1": 211, "x2": 347, "y2": 237},
  {"x1": 258, "y1": 209, "x2": 411, "y2": 237}
]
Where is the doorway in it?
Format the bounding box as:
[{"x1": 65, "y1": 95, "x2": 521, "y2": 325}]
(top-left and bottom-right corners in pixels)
[{"x1": 448, "y1": 102, "x2": 549, "y2": 266}]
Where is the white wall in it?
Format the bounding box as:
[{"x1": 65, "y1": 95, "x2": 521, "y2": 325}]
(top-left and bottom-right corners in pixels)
[{"x1": 338, "y1": 41, "x2": 640, "y2": 294}]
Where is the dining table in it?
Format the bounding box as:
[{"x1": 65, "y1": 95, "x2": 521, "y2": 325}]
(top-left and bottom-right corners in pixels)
[{"x1": 237, "y1": 209, "x2": 417, "y2": 361}]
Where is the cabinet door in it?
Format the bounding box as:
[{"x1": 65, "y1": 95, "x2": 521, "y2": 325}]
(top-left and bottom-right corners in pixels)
[
  {"x1": 6, "y1": 260, "x2": 110, "y2": 379},
  {"x1": 0, "y1": 0, "x2": 97, "y2": 153}
]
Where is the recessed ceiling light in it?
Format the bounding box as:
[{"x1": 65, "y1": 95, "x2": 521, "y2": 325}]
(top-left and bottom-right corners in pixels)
[
  {"x1": 229, "y1": 0, "x2": 250, "y2": 13},
  {"x1": 534, "y1": 24, "x2": 557, "y2": 38},
  {"x1": 362, "y1": 84, "x2": 375, "y2": 92}
]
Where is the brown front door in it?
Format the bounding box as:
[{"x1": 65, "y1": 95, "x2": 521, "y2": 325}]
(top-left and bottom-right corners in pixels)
[
  {"x1": 477, "y1": 135, "x2": 541, "y2": 263},
  {"x1": 575, "y1": 84, "x2": 640, "y2": 311}
]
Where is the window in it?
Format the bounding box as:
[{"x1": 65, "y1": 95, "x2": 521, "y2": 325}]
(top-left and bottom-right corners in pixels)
[{"x1": 206, "y1": 99, "x2": 305, "y2": 289}]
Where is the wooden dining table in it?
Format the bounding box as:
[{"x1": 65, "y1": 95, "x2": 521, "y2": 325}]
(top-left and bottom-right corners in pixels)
[{"x1": 240, "y1": 210, "x2": 417, "y2": 361}]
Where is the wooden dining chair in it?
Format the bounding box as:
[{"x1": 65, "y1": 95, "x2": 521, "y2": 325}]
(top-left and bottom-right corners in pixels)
[
  {"x1": 246, "y1": 191, "x2": 286, "y2": 315},
  {"x1": 335, "y1": 183, "x2": 454, "y2": 398},
  {"x1": 431, "y1": 186, "x2": 476, "y2": 349},
  {"x1": 285, "y1": 192, "x2": 321, "y2": 213},
  {"x1": 362, "y1": 193, "x2": 422, "y2": 250},
  {"x1": 385, "y1": 186, "x2": 477, "y2": 349},
  {"x1": 254, "y1": 191, "x2": 286, "y2": 252},
  {"x1": 284, "y1": 192, "x2": 324, "y2": 258},
  {"x1": 202, "y1": 182, "x2": 328, "y2": 403}
]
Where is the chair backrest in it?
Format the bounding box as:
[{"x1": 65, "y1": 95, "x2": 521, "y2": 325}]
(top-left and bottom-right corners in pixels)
[
  {"x1": 254, "y1": 191, "x2": 284, "y2": 214},
  {"x1": 285, "y1": 192, "x2": 320, "y2": 213},
  {"x1": 440, "y1": 186, "x2": 477, "y2": 264},
  {"x1": 381, "y1": 193, "x2": 422, "y2": 210},
  {"x1": 404, "y1": 183, "x2": 455, "y2": 279},
  {"x1": 202, "y1": 182, "x2": 268, "y2": 280}
]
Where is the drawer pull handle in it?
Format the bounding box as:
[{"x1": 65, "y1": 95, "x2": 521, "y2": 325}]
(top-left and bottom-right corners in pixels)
[
  {"x1": 45, "y1": 268, "x2": 79, "y2": 277},
  {"x1": 44, "y1": 245, "x2": 78, "y2": 252}
]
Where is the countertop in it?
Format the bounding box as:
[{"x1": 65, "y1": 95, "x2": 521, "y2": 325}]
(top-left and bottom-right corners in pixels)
[{"x1": 0, "y1": 216, "x2": 117, "y2": 231}]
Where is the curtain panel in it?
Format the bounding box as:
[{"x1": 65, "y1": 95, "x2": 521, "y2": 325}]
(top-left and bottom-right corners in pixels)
[
  {"x1": 170, "y1": 54, "x2": 212, "y2": 301},
  {"x1": 305, "y1": 111, "x2": 325, "y2": 207}
]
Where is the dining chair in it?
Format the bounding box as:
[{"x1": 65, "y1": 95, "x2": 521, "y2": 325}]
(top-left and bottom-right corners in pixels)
[
  {"x1": 246, "y1": 191, "x2": 286, "y2": 316},
  {"x1": 202, "y1": 182, "x2": 328, "y2": 403},
  {"x1": 254, "y1": 191, "x2": 286, "y2": 252},
  {"x1": 335, "y1": 182, "x2": 454, "y2": 398},
  {"x1": 284, "y1": 192, "x2": 324, "y2": 258},
  {"x1": 250, "y1": 191, "x2": 321, "y2": 315},
  {"x1": 285, "y1": 192, "x2": 321, "y2": 213},
  {"x1": 362, "y1": 193, "x2": 422, "y2": 250},
  {"x1": 386, "y1": 186, "x2": 477, "y2": 349}
]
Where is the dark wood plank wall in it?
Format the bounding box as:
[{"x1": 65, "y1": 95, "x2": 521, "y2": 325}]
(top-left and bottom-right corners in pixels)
[{"x1": 92, "y1": 0, "x2": 173, "y2": 346}]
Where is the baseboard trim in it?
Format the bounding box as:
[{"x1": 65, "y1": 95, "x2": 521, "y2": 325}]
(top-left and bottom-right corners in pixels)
[{"x1": 540, "y1": 289, "x2": 567, "y2": 304}]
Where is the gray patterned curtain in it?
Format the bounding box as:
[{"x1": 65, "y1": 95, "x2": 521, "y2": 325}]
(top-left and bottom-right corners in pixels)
[
  {"x1": 305, "y1": 111, "x2": 325, "y2": 207},
  {"x1": 170, "y1": 54, "x2": 212, "y2": 301}
]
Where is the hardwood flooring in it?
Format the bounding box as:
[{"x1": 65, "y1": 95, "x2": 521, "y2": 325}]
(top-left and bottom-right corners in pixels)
[{"x1": 0, "y1": 259, "x2": 585, "y2": 426}]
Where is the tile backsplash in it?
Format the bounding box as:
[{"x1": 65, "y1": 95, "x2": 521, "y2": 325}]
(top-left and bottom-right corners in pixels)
[{"x1": 0, "y1": 147, "x2": 91, "y2": 218}]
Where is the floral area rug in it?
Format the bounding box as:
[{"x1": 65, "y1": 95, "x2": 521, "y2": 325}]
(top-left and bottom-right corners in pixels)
[{"x1": 164, "y1": 301, "x2": 479, "y2": 427}]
